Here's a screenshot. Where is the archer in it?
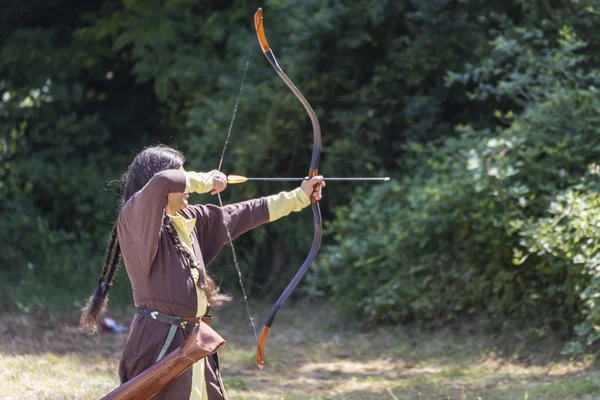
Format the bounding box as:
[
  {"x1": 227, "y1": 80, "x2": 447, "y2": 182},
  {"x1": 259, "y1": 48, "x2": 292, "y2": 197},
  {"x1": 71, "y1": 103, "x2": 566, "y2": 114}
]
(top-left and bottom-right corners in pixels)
[{"x1": 80, "y1": 144, "x2": 324, "y2": 399}]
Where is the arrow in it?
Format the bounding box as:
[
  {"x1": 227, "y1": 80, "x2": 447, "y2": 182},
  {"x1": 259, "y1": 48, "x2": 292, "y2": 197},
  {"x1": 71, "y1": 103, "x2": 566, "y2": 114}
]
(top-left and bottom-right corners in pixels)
[{"x1": 227, "y1": 175, "x2": 390, "y2": 184}]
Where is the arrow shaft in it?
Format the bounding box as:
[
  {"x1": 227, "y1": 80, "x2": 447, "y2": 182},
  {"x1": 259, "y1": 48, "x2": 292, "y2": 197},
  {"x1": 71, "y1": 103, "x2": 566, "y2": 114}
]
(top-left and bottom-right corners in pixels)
[
  {"x1": 227, "y1": 175, "x2": 389, "y2": 184},
  {"x1": 244, "y1": 177, "x2": 389, "y2": 181}
]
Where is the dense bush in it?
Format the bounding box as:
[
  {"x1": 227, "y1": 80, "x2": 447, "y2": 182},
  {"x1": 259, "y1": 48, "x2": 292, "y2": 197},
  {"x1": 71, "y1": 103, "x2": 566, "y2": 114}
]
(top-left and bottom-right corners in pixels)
[{"x1": 317, "y1": 26, "x2": 600, "y2": 350}]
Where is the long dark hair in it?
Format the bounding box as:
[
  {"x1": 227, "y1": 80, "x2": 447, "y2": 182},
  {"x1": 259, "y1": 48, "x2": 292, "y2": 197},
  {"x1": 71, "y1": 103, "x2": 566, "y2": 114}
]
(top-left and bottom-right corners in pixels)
[{"x1": 80, "y1": 144, "x2": 230, "y2": 333}]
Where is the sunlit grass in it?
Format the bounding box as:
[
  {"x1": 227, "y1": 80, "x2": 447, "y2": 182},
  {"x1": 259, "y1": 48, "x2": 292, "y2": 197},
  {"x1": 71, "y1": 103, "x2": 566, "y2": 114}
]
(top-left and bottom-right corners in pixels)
[
  {"x1": 0, "y1": 302, "x2": 598, "y2": 399},
  {"x1": 0, "y1": 353, "x2": 119, "y2": 399}
]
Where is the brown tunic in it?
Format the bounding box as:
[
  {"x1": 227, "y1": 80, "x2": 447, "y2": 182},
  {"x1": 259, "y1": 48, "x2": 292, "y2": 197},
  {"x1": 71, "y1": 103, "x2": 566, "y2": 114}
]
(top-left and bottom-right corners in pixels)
[{"x1": 116, "y1": 169, "x2": 269, "y2": 399}]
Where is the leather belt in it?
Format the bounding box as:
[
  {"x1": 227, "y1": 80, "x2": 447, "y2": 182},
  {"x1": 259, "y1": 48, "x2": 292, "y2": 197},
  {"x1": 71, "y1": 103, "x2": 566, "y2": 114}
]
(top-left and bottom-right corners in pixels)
[{"x1": 137, "y1": 307, "x2": 199, "y2": 332}]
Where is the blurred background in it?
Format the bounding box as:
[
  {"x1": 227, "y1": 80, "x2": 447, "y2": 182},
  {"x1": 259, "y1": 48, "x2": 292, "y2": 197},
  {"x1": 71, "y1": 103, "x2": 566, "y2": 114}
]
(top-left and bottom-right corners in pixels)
[{"x1": 1, "y1": 0, "x2": 600, "y2": 362}]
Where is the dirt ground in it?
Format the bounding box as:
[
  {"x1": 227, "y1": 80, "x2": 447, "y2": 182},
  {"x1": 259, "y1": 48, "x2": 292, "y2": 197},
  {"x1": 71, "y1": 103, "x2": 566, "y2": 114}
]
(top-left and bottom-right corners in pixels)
[{"x1": 1, "y1": 301, "x2": 599, "y2": 399}]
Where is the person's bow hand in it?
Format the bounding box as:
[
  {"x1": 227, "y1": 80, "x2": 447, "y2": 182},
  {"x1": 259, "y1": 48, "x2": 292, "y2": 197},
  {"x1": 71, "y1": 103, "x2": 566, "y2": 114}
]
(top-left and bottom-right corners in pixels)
[
  {"x1": 301, "y1": 175, "x2": 326, "y2": 202},
  {"x1": 208, "y1": 170, "x2": 227, "y2": 195}
]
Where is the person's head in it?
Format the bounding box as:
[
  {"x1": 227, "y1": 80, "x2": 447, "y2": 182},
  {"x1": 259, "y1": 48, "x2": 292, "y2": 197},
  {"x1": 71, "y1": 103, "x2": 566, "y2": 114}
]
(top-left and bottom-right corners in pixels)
[
  {"x1": 121, "y1": 145, "x2": 190, "y2": 214},
  {"x1": 121, "y1": 144, "x2": 185, "y2": 207}
]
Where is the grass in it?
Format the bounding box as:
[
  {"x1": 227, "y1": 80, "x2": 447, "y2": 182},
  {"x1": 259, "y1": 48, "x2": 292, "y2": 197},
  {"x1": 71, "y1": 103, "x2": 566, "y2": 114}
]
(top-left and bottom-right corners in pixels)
[{"x1": 1, "y1": 301, "x2": 599, "y2": 399}]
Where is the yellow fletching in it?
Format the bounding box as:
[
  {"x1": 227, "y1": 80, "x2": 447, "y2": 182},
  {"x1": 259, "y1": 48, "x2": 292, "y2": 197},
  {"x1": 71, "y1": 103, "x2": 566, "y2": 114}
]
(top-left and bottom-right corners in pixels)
[{"x1": 227, "y1": 175, "x2": 248, "y2": 184}]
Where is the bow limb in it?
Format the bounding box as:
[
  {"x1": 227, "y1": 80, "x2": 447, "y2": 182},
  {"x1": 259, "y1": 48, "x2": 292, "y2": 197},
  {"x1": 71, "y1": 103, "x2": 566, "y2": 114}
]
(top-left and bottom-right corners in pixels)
[{"x1": 253, "y1": 8, "x2": 323, "y2": 369}]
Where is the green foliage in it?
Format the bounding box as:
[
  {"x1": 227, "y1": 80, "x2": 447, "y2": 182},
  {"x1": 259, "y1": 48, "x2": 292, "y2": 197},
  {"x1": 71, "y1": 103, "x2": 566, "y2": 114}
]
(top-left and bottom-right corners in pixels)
[
  {"x1": 0, "y1": 0, "x2": 155, "y2": 310},
  {"x1": 317, "y1": 24, "x2": 600, "y2": 348},
  {"x1": 525, "y1": 170, "x2": 600, "y2": 354}
]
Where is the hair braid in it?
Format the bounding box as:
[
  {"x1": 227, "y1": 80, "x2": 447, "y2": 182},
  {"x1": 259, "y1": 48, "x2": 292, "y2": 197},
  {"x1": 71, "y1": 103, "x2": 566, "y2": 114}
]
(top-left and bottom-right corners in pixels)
[
  {"x1": 104, "y1": 239, "x2": 121, "y2": 291},
  {"x1": 99, "y1": 223, "x2": 118, "y2": 278},
  {"x1": 80, "y1": 223, "x2": 122, "y2": 333},
  {"x1": 163, "y1": 215, "x2": 231, "y2": 307}
]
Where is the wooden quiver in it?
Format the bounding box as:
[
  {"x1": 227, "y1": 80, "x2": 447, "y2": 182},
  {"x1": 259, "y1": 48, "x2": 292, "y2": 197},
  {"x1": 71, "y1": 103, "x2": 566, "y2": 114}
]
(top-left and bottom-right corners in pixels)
[{"x1": 101, "y1": 321, "x2": 226, "y2": 400}]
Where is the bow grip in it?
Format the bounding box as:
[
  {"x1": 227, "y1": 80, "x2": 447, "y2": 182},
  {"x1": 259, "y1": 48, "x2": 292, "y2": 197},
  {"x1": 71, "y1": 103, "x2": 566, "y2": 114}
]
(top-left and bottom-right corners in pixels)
[{"x1": 308, "y1": 168, "x2": 319, "y2": 203}]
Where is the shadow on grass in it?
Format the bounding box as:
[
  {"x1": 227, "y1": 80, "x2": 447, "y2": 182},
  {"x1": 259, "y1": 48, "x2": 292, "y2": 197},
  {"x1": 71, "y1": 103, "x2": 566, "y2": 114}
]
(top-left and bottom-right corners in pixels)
[{"x1": 0, "y1": 304, "x2": 134, "y2": 359}]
